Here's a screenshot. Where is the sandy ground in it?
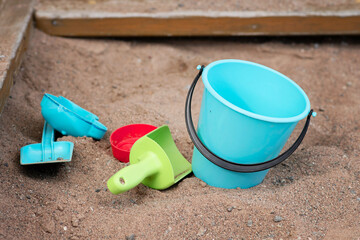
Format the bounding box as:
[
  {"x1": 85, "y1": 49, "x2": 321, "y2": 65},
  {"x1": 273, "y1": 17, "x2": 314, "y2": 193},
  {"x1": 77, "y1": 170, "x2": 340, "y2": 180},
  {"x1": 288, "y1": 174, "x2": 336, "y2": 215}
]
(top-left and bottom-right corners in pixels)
[{"x1": 1, "y1": 30, "x2": 360, "y2": 239}]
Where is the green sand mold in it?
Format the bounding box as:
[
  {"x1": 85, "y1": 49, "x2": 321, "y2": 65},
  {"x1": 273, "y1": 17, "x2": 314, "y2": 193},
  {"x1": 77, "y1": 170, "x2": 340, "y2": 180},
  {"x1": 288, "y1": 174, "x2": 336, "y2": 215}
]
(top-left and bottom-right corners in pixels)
[{"x1": 107, "y1": 125, "x2": 192, "y2": 194}]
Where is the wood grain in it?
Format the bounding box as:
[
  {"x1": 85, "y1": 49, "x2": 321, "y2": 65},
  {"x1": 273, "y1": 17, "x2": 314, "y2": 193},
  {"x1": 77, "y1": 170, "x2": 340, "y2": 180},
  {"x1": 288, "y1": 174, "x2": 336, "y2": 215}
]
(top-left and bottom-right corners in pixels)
[
  {"x1": 0, "y1": 0, "x2": 33, "y2": 115},
  {"x1": 35, "y1": 11, "x2": 360, "y2": 37},
  {"x1": 35, "y1": 0, "x2": 360, "y2": 13}
]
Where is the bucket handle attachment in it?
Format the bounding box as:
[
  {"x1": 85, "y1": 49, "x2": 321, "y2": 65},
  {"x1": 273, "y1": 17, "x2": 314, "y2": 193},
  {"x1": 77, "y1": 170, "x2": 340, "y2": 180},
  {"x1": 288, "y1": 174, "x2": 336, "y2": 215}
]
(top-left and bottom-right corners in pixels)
[{"x1": 185, "y1": 65, "x2": 315, "y2": 173}]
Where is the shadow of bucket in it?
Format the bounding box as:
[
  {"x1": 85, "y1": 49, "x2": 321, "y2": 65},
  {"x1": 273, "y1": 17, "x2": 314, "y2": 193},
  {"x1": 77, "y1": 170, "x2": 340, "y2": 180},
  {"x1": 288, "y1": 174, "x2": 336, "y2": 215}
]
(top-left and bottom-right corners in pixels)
[{"x1": 185, "y1": 59, "x2": 315, "y2": 189}]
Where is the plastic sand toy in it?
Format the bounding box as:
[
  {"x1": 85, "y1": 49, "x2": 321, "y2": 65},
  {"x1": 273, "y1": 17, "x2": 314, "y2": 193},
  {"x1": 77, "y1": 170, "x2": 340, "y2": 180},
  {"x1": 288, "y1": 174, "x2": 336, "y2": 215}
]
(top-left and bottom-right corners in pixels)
[
  {"x1": 20, "y1": 121, "x2": 74, "y2": 165},
  {"x1": 185, "y1": 61, "x2": 315, "y2": 189},
  {"x1": 41, "y1": 93, "x2": 107, "y2": 140},
  {"x1": 110, "y1": 124, "x2": 157, "y2": 162},
  {"x1": 107, "y1": 125, "x2": 192, "y2": 194}
]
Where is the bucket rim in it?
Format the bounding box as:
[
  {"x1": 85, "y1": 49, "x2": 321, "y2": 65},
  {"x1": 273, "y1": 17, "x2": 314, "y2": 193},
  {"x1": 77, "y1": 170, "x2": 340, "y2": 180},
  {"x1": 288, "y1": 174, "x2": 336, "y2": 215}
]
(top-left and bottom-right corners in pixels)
[{"x1": 202, "y1": 59, "x2": 311, "y2": 123}]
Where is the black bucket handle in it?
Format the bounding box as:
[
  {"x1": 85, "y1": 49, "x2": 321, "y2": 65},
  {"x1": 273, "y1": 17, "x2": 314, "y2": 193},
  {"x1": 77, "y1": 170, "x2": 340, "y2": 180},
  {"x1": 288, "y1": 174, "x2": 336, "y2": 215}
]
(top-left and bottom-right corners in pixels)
[{"x1": 185, "y1": 65, "x2": 315, "y2": 173}]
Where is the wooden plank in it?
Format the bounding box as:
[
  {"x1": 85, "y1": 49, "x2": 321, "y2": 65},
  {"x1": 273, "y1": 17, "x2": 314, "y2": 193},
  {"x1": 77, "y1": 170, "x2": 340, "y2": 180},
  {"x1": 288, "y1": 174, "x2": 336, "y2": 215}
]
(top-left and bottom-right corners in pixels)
[
  {"x1": 0, "y1": 0, "x2": 33, "y2": 115},
  {"x1": 35, "y1": 11, "x2": 360, "y2": 37},
  {"x1": 35, "y1": 0, "x2": 360, "y2": 14},
  {"x1": 34, "y1": 0, "x2": 360, "y2": 37}
]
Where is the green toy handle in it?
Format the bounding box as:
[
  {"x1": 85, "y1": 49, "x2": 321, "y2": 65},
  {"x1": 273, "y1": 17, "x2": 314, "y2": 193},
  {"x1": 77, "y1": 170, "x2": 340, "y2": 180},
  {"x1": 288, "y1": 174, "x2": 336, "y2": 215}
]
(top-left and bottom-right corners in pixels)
[{"x1": 107, "y1": 152, "x2": 161, "y2": 194}]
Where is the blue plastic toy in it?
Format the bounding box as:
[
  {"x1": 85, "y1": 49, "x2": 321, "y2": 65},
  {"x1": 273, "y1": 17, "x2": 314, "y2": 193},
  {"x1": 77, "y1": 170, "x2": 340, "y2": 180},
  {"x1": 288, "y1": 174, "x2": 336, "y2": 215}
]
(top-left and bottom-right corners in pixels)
[
  {"x1": 41, "y1": 93, "x2": 107, "y2": 140},
  {"x1": 20, "y1": 121, "x2": 74, "y2": 165},
  {"x1": 185, "y1": 60, "x2": 315, "y2": 189}
]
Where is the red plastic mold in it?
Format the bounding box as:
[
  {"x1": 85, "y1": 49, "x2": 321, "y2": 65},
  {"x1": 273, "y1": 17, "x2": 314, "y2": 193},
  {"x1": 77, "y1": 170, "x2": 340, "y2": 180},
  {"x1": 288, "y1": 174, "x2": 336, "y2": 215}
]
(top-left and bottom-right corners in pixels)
[{"x1": 110, "y1": 124, "x2": 157, "y2": 162}]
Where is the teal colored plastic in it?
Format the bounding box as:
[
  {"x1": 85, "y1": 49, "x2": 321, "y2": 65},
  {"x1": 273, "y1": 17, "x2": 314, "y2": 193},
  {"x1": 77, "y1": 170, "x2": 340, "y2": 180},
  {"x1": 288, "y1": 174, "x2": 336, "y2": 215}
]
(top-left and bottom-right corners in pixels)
[
  {"x1": 41, "y1": 93, "x2": 107, "y2": 140},
  {"x1": 192, "y1": 59, "x2": 311, "y2": 189},
  {"x1": 20, "y1": 121, "x2": 74, "y2": 165}
]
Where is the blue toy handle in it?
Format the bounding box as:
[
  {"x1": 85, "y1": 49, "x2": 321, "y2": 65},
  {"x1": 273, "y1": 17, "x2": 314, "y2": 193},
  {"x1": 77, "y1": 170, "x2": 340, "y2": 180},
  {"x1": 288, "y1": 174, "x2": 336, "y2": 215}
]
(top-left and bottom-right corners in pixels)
[
  {"x1": 185, "y1": 65, "x2": 315, "y2": 173},
  {"x1": 41, "y1": 121, "x2": 55, "y2": 162}
]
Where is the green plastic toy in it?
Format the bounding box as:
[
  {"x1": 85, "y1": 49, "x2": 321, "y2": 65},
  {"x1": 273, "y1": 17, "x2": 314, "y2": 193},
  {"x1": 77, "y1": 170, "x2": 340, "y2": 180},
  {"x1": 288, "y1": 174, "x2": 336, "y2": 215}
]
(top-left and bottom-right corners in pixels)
[{"x1": 107, "y1": 125, "x2": 192, "y2": 194}]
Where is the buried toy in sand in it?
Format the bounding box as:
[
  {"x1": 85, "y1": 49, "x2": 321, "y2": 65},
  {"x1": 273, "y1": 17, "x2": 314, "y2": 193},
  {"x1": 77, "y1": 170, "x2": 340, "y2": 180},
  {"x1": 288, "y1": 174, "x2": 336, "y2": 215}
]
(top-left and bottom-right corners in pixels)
[
  {"x1": 21, "y1": 59, "x2": 316, "y2": 192},
  {"x1": 20, "y1": 121, "x2": 74, "y2": 165},
  {"x1": 108, "y1": 59, "x2": 317, "y2": 193},
  {"x1": 41, "y1": 93, "x2": 107, "y2": 140},
  {"x1": 20, "y1": 94, "x2": 107, "y2": 165},
  {"x1": 107, "y1": 125, "x2": 192, "y2": 194},
  {"x1": 110, "y1": 124, "x2": 157, "y2": 163},
  {"x1": 185, "y1": 60, "x2": 316, "y2": 189}
]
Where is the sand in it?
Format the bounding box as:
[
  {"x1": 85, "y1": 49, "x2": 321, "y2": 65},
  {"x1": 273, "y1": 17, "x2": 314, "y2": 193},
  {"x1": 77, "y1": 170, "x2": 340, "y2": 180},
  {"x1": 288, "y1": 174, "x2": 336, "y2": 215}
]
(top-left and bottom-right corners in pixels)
[{"x1": 0, "y1": 30, "x2": 360, "y2": 239}]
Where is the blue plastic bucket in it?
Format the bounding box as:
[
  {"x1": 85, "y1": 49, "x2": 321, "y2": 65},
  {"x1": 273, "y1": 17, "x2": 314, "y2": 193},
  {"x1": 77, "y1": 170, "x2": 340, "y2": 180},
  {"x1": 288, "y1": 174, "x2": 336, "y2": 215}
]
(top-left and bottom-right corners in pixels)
[{"x1": 185, "y1": 59, "x2": 313, "y2": 189}]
